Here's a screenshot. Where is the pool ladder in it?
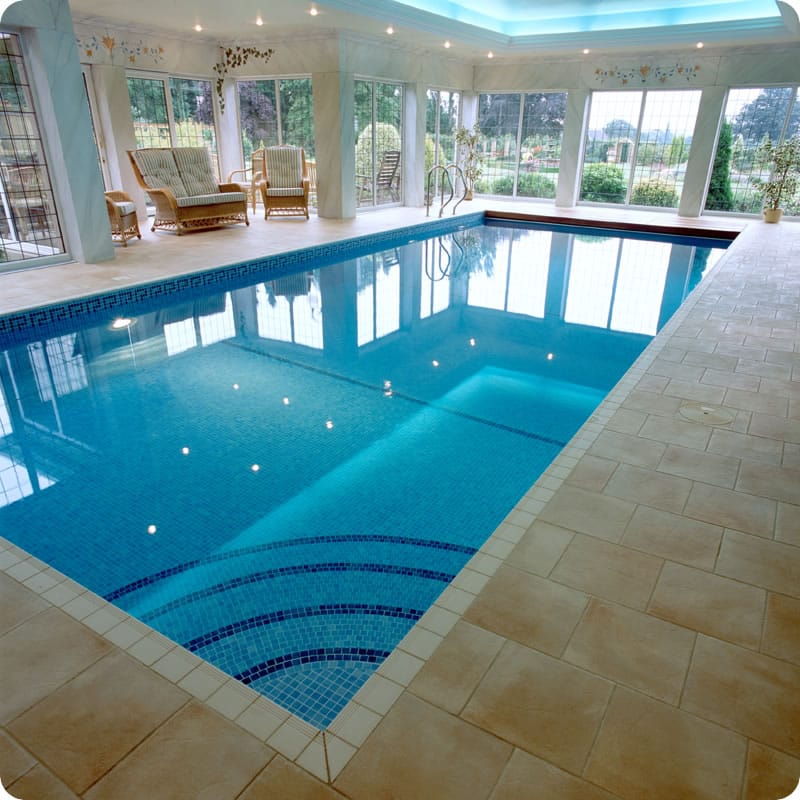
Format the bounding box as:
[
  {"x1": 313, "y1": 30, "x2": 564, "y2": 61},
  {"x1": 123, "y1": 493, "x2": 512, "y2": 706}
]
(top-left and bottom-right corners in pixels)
[{"x1": 425, "y1": 163, "x2": 468, "y2": 217}]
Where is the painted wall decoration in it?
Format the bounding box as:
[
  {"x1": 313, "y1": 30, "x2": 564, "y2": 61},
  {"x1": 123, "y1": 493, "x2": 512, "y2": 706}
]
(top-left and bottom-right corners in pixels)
[
  {"x1": 594, "y1": 63, "x2": 701, "y2": 86},
  {"x1": 75, "y1": 33, "x2": 166, "y2": 65}
]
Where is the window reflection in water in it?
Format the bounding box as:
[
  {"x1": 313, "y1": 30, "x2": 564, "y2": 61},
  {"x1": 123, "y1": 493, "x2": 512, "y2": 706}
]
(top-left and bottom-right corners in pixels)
[
  {"x1": 357, "y1": 252, "x2": 400, "y2": 345},
  {"x1": 257, "y1": 273, "x2": 323, "y2": 349}
]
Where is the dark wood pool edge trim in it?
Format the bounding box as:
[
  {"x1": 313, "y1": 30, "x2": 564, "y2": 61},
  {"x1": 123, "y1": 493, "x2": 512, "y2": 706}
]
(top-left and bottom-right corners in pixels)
[{"x1": 483, "y1": 209, "x2": 743, "y2": 240}]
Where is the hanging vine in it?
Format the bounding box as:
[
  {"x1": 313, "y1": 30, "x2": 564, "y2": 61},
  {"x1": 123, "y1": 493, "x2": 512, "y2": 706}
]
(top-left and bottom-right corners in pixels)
[{"x1": 213, "y1": 46, "x2": 274, "y2": 112}]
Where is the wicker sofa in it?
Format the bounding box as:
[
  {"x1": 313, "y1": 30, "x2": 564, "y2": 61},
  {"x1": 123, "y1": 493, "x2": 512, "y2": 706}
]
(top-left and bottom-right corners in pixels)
[{"x1": 128, "y1": 147, "x2": 249, "y2": 235}]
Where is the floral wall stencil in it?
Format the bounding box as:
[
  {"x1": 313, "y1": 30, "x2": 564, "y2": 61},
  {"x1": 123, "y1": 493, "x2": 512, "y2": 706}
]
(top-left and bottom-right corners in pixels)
[
  {"x1": 594, "y1": 63, "x2": 701, "y2": 86},
  {"x1": 76, "y1": 33, "x2": 167, "y2": 65}
]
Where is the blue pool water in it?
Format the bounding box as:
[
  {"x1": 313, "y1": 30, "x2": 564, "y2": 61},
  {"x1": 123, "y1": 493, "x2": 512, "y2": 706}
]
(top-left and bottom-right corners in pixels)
[{"x1": 0, "y1": 217, "x2": 728, "y2": 727}]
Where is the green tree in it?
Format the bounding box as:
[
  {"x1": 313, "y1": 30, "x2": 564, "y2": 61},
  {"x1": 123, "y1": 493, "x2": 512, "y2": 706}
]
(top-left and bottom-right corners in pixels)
[
  {"x1": 280, "y1": 79, "x2": 315, "y2": 158},
  {"x1": 668, "y1": 135, "x2": 687, "y2": 166},
  {"x1": 355, "y1": 122, "x2": 401, "y2": 177},
  {"x1": 604, "y1": 118, "x2": 636, "y2": 139},
  {"x1": 237, "y1": 81, "x2": 278, "y2": 155},
  {"x1": 732, "y1": 87, "x2": 800, "y2": 145},
  {"x1": 705, "y1": 121, "x2": 735, "y2": 211}
]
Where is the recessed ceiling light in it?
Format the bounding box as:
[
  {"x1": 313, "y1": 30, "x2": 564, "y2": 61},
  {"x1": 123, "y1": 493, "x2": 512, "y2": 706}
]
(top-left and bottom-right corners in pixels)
[
  {"x1": 309, "y1": 6, "x2": 319, "y2": 15},
  {"x1": 696, "y1": 41, "x2": 704, "y2": 48},
  {"x1": 487, "y1": 51, "x2": 494, "y2": 58},
  {"x1": 193, "y1": 23, "x2": 202, "y2": 32},
  {"x1": 386, "y1": 25, "x2": 394, "y2": 34},
  {"x1": 583, "y1": 48, "x2": 590, "y2": 54},
  {"x1": 444, "y1": 40, "x2": 451, "y2": 48},
  {"x1": 256, "y1": 16, "x2": 264, "y2": 25}
]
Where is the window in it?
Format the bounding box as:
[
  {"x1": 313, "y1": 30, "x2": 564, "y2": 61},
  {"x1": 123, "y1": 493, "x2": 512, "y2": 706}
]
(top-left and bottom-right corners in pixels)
[
  {"x1": 237, "y1": 78, "x2": 315, "y2": 162},
  {"x1": 425, "y1": 89, "x2": 460, "y2": 197},
  {"x1": 478, "y1": 93, "x2": 566, "y2": 199},
  {"x1": 705, "y1": 86, "x2": 800, "y2": 214},
  {"x1": 127, "y1": 75, "x2": 218, "y2": 175},
  {"x1": 0, "y1": 33, "x2": 66, "y2": 264},
  {"x1": 355, "y1": 80, "x2": 403, "y2": 208},
  {"x1": 581, "y1": 89, "x2": 701, "y2": 209}
]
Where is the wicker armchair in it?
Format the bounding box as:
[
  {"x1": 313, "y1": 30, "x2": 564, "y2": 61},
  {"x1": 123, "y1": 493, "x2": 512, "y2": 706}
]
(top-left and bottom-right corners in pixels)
[
  {"x1": 226, "y1": 147, "x2": 265, "y2": 213},
  {"x1": 104, "y1": 190, "x2": 141, "y2": 246},
  {"x1": 128, "y1": 147, "x2": 248, "y2": 235},
  {"x1": 259, "y1": 146, "x2": 310, "y2": 219}
]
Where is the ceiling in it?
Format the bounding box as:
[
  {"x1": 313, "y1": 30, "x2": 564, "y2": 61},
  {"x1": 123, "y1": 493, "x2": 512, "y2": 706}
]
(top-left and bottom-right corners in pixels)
[{"x1": 68, "y1": 0, "x2": 800, "y2": 60}]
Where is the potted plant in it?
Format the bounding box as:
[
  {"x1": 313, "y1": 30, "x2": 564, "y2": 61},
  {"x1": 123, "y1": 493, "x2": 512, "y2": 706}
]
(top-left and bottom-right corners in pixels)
[
  {"x1": 455, "y1": 123, "x2": 485, "y2": 200},
  {"x1": 754, "y1": 134, "x2": 800, "y2": 223}
]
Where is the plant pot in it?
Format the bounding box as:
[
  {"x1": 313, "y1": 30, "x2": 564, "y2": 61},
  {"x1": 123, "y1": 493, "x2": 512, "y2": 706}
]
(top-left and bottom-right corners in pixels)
[
  {"x1": 762, "y1": 207, "x2": 784, "y2": 224},
  {"x1": 464, "y1": 188, "x2": 474, "y2": 201}
]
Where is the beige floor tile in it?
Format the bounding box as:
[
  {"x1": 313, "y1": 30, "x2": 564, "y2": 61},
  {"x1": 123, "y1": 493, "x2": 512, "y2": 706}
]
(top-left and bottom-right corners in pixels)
[
  {"x1": 539, "y1": 485, "x2": 636, "y2": 543},
  {"x1": 657, "y1": 443, "x2": 741, "y2": 488},
  {"x1": 0, "y1": 573, "x2": 49, "y2": 636},
  {"x1": 762, "y1": 593, "x2": 800, "y2": 666},
  {"x1": 716, "y1": 530, "x2": 800, "y2": 597},
  {"x1": 334, "y1": 692, "x2": 512, "y2": 800},
  {"x1": 505, "y1": 520, "x2": 574, "y2": 577},
  {"x1": 743, "y1": 742, "x2": 800, "y2": 800},
  {"x1": 83, "y1": 702, "x2": 272, "y2": 800},
  {"x1": 725, "y1": 387, "x2": 790, "y2": 417},
  {"x1": 708, "y1": 428, "x2": 783, "y2": 464},
  {"x1": 638, "y1": 415, "x2": 712, "y2": 450},
  {"x1": 621, "y1": 504, "x2": 723, "y2": 570},
  {"x1": 463, "y1": 565, "x2": 587, "y2": 656},
  {"x1": 621, "y1": 390, "x2": 683, "y2": 417},
  {"x1": 584, "y1": 687, "x2": 747, "y2": 800},
  {"x1": 8, "y1": 764, "x2": 80, "y2": 800},
  {"x1": 664, "y1": 378, "x2": 726, "y2": 404},
  {"x1": 606, "y1": 408, "x2": 646, "y2": 435},
  {"x1": 588, "y1": 430, "x2": 666, "y2": 469},
  {"x1": 563, "y1": 598, "x2": 694, "y2": 703},
  {"x1": 748, "y1": 413, "x2": 800, "y2": 445},
  {"x1": 409, "y1": 620, "x2": 505, "y2": 714},
  {"x1": 239, "y1": 756, "x2": 343, "y2": 799},
  {"x1": 564, "y1": 454, "x2": 618, "y2": 492},
  {"x1": 9, "y1": 650, "x2": 189, "y2": 794},
  {"x1": 684, "y1": 482, "x2": 776, "y2": 538},
  {"x1": 648, "y1": 561, "x2": 765, "y2": 649},
  {"x1": 736, "y1": 460, "x2": 800, "y2": 505},
  {"x1": 551, "y1": 534, "x2": 663, "y2": 609},
  {"x1": 462, "y1": 640, "x2": 612, "y2": 773},
  {"x1": 603, "y1": 463, "x2": 691, "y2": 514},
  {"x1": 488, "y1": 748, "x2": 619, "y2": 800},
  {"x1": 784, "y1": 442, "x2": 800, "y2": 469},
  {"x1": 701, "y1": 367, "x2": 761, "y2": 392},
  {"x1": 682, "y1": 635, "x2": 800, "y2": 757},
  {"x1": 0, "y1": 607, "x2": 111, "y2": 725},
  {"x1": 0, "y1": 729, "x2": 36, "y2": 785}
]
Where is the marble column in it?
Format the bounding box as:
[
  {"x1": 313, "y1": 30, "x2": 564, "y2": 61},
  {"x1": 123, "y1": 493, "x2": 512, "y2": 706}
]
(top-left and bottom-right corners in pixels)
[
  {"x1": 312, "y1": 70, "x2": 355, "y2": 219},
  {"x1": 89, "y1": 64, "x2": 148, "y2": 220},
  {"x1": 556, "y1": 89, "x2": 590, "y2": 208},
  {"x1": 678, "y1": 86, "x2": 727, "y2": 218},
  {"x1": 216, "y1": 78, "x2": 243, "y2": 182}
]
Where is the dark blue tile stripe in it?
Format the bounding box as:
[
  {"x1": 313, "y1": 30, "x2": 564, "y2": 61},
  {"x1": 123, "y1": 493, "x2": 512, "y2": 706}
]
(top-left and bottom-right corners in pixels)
[
  {"x1": 228, "y1": 339, "x2": 569, "y2": 448},
  {"x1": 140, "y1": 562, "x2": 456, "y2": 622},
  {"x1": 104, "y1": 534, "x2": 476, "y2": 602},
  {"x1": 235, "y1": 647, "x2": 392, "y2": 684},
  {"x1": 0, "y1": 213, "x2": 485, "y2": 344},
  {"x1": 183, "y1": 603, "x2": 425, "y2": 651}
]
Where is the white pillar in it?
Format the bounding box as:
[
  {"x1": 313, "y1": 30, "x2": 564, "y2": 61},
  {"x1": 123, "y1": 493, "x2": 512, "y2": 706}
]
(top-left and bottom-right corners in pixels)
[
  {"x1": 678, "y1": 86, "x2": 727, "y2": 218},
  {"x1": 556, "y1": 89, "x2": 590, "y2": 208},
  {"x1": 216, "y1": 78, "x2": 243, "y2": 181},
  {"x1": 312, "y1": 70, "x2": 355, "y2": 219},
  {"x1": 90, "y1": 64, "x2": 148, "y2": 220},
  {"x1": 403, "y1": 83, "x2": 426, "y2": 207}
]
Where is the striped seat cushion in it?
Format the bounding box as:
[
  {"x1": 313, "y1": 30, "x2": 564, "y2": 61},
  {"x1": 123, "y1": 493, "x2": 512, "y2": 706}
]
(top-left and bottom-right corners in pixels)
[
  {"x1": 265, "y1": 146, "x2": 303, "y2": 189},
  {"x1": 264, "y1": 187, "x2": 305, "y2": 197},
  {"x1": 176, "y1": 192, "x2": 247, "y2": 207},
  {"x1": 173, "y1": 148, "x2": 220, "y2": 196},
  {"x1": 113, "y1": 201, "x2": 136, "y2": 215},
  {"x1": 133, "y1": 149, "x2": 187, "y2": 198}
]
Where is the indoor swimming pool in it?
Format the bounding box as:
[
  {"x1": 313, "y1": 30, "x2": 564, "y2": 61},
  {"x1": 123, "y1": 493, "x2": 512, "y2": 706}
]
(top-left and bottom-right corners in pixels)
[{"x1": 0, "y1": 216, "x2": 729, "y2": 728}]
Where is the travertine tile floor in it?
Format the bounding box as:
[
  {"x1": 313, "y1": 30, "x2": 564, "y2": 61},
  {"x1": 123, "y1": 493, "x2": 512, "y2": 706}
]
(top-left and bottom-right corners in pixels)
[{"x1": 1, "y1": 202, "x2": 799, "y2": 799}]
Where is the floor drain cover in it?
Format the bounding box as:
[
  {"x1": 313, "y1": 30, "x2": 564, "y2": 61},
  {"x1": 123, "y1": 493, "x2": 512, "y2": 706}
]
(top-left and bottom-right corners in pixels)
[{"x1": 678, "y1": 402, "x2": 736, "y2": 426}]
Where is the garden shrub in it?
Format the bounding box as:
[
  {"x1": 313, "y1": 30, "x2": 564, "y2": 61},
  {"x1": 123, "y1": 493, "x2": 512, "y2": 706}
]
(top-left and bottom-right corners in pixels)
[
  {"x1": 580, "y1": 163, "x2": 626, "y2": 202},
  {"x1": 630, "y1": 178, "x2": 679, "y2": 207}
]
